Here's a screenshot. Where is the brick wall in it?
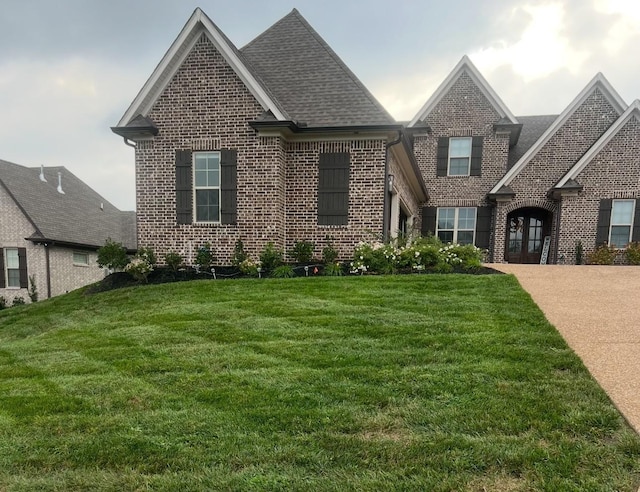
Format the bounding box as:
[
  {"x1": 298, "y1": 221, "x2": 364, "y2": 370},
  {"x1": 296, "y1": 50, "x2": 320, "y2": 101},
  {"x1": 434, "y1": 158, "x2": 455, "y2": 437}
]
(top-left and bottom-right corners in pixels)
[
  {"x1": 495, "y1": 88, "x2": 621, "y2": 262},
  {"x1": 558, "y1": 116, "x2": 640, "y2": 263}
]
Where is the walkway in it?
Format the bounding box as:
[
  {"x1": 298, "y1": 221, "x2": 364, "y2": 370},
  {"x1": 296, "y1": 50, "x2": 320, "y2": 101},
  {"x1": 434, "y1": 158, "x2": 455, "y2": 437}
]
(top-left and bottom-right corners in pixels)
[{"x1": 489, "y1": 264, "x2": 640, "y2": 434}]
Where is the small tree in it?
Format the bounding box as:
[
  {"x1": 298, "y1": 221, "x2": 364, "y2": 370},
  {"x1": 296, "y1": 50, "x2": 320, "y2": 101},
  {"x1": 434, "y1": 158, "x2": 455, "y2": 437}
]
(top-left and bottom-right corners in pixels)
[
  {"x1": 165, "y1": 252, "x2": 183, "y2": 271},
  {"x1": 259, "y1": 242, "x2": 283, "y2": 271},
  {"x1": 289, "y1": 240, "x2": 314, "y2": 263},
  {"x1": 195, "y1": 243, "x2": 215, "y2": 270},
  {"x1": 232, "y1": 239, "x2": 247, "y2": 267},
  {"x1": 28, "y1": 275, "x2": 38, "y2": 303},
  {"x1": 97, "y1": 238, "x2": 129, "y2": 271}
]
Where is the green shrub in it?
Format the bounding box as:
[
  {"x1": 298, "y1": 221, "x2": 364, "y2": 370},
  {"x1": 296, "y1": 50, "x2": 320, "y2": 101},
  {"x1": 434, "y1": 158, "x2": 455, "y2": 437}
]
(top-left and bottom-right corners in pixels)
[
  {"x1": 165, "y1": 252, "x2": 183, "y2": 271},
  {"x1": 0, "y1": 296, "x2": 6, "y2": 310},
  {"x1": 259, "y1": 242, "x2": 283, "y2": 271},
  {"x1": 232, "y1": 239, "x2": 247, "y2": 267},
  {"x1": 195, "y1": 243, "x2": 215, "y2": 270},
  {"x1": 322, "y1": 240, "x2": 339, "y2": 264},
  {"x1": 271, "y1": 264, "x2": 295, "y2": 278},
  {"x1": 323, "y1": 262, "x2": 343, "y2": 277},
  {"x1": 626, "y1": 242, "x2": 640, "y2": 265},
  {"x1": 575, "y1": 240, "x2": 584, "y2": 265},
  {"x1": 587, "y1": 244, "x2": 616, "y2": 265},
  {"x1": 12, "y1": 297, "x2": 25, "y2": 306},
  {"x1": 28, "y1": 275, "x2": 38, "y2": 303},
  {"x1": 97, "y1": 238, "x2": 129, "y2": 271},
  {"x1": 289, "y1": 240, "x2": 314, "y2": 263}
]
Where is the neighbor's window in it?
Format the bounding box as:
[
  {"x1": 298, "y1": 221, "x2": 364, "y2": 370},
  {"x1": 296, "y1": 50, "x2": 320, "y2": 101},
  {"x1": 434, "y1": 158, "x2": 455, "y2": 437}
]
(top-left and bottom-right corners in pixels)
[
  {"x1": 609, "y1": 199, "x2": 635, "y2": 248},
  {"x1": 73, "y1": 251, "x2": 89, "y2": 266},
  {"x1": 194, "y1": 152, "x2": 221, "y2": 223},
  {"x1": 448, "y1": 137, "x2": 472, "y2": 176},
  {"x1": 437, "y1": 207, "x2": 476, "y2": 245},
  {"x1": 5, "y1": 248, "x2": 20, "y2": 288}
]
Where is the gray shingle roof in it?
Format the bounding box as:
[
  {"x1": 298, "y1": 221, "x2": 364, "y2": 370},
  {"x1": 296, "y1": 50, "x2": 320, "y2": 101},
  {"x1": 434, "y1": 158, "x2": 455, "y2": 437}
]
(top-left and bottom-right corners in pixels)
[
  {"x1": 0, "y1": 160, "x2": 136, "y2": 250},
  {"x1": 507, "y1": 115, "x2": 559, "y2": 169},
  {"x1": 241, "y1": 9, "x2": 394, "y2": 127}
]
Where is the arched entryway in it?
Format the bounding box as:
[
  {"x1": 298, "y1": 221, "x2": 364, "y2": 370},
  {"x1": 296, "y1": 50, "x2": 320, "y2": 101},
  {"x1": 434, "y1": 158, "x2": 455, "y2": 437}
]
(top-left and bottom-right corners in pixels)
[{"x1": 506, "y1": 208, "x2": 552, "y2": 264}]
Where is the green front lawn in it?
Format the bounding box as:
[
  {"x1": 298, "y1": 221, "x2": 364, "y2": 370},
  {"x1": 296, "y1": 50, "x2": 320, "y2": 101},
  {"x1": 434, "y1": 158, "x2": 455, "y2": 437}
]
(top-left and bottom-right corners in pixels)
[{"x1": 0, "y1": 275, "x2": 638, "y2": 491}]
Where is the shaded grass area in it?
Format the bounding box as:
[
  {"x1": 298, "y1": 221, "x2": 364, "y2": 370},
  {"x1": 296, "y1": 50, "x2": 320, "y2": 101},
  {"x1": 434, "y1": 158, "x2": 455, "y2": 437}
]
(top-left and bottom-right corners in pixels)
[{"x1": 0, "y1": 275, "x2": 638, "y2": 491}]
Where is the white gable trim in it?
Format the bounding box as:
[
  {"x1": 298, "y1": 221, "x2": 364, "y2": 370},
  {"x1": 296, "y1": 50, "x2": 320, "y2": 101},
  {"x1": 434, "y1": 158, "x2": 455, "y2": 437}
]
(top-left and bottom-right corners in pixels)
[
  {"x1": 489, "y1": 73, "x2": 628, "y2": 194},
  {"x1": 117, "y1": 8, "x2": 285, "y2": 127},
  {"x1": 408, "y1": 55, "x2": 518, "y2": 127},
  {"x1": 556, "y1": 100, "x2": 640, "y2": 188}
]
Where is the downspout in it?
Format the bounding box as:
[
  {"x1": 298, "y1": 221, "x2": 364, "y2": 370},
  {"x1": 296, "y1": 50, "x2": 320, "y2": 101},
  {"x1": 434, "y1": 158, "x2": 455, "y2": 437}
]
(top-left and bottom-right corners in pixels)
[
  {"x1": 44, "y1": 242, "x2": 51, "y2": 299},
  {"x1": 123, "y1": 137, "x2": 137, "y2": 148},
  {"x1": 383, "y1": 132, "x2": 402, "y2": 242}
]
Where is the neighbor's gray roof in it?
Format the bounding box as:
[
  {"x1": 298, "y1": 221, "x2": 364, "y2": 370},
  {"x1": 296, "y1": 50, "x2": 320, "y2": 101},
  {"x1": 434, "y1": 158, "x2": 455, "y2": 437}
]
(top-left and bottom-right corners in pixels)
[
  {"x1": 241, "y1": 9, "x2": 394, "y2": 127},
  {"x1": 507, "y1": 115, "x2": 559, "y2": 169},
  {"x1": 0, "y1": 160, "x2": 136, "y2": 250}
]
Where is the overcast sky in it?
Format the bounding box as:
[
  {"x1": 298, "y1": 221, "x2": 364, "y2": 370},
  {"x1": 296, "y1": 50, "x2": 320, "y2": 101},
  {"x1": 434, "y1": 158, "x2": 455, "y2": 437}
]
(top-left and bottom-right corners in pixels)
[{"x1": 1, "y1": 0, "x2": 638, "y2": 211}]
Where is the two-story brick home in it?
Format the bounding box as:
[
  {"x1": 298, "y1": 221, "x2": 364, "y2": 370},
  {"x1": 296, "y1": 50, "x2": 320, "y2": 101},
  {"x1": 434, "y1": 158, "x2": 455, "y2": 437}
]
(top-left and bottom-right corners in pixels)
[
  {"x1": 114, "y1": 8, "x2": 639, "y2": 265},
  {"x1": 112, "y1": 8, "x2": 427, "y2": 264},
  {"x1": 413, "y1": 56, "x2": 640, "y2": 264},
  {"x1": 0, "y1": 160, "x2": 136, "y2": 302}
]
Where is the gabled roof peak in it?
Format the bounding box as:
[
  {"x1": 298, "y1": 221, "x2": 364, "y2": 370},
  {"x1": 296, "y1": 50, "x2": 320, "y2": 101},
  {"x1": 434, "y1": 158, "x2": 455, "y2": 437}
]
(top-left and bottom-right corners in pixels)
[
  {"x1": 409, "y1": 55, "x2": 518, "y2": 127},
  {"x1": 490, "y1": 72, "x2": 628, "y2": 194}
]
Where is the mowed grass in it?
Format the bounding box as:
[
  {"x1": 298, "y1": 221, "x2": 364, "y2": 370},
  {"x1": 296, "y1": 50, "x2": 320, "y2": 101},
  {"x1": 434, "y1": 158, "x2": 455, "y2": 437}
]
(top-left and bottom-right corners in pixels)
[{"x1": 0, "y1": 275, "x2": 639, "y2": 491}]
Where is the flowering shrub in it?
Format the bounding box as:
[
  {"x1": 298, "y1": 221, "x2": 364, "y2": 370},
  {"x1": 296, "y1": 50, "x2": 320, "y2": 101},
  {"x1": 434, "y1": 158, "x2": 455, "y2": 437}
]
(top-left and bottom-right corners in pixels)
[
  {"x1": 351, "y1": 236, "x2": 484, "y2": 274},
  {"x1": 125, "y1": 256, "x2": 154, "y2": 282},
  {"x1": 238, "y1": 257, "x2": 260, "y2": 276}
]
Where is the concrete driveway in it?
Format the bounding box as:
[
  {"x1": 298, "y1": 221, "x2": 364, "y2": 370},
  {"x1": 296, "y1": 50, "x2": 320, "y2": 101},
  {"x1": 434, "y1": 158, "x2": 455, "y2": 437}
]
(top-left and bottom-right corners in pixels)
[{"x1": 489, "y1": 264, "x2": 640, "y2": 434}]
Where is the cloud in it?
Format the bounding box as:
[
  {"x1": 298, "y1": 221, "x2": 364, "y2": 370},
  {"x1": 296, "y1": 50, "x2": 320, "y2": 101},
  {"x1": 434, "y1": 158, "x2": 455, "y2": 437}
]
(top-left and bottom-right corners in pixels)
[
  {"x1": 471, "y1": 3, "x2": 589, "y2": 82},
  {"x1": 594, "y1": 0, "x2": 640, "y2": 55}
]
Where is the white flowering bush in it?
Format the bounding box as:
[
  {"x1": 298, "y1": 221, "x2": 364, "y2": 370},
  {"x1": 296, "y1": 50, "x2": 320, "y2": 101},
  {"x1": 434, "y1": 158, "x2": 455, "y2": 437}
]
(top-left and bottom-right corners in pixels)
[
  {"x1": 238, "y1": 257, "x2": 260, "y2": 276},
  {"x1": 351, "y1": 236, "x2": 484, "y2": 274},
  {"x1": 124, "y1": 256, "x2": 154, "y2": 282}
]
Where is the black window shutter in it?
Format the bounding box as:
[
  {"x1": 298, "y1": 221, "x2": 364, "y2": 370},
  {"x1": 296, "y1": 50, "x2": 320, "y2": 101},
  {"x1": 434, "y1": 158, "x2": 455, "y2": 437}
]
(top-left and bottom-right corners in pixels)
[
  {"x1": 436, "y1": 138, "x2": 449, "y2": 177},
  {"x1": 318, "y1": 152, "x2": 350, "y2": 226},
  {"x1": 175, "y1": 150, "x2": 193, "y2": 224},
  {"x1": 633, "y1": 199, "x2": 640, "y2": 242},
  {"x1": 220, "y1": 149, "x2": 237, "y2": 225},
  {"x1": 18, "y1": 248, "x2": 28, "y2": 288},
  {"x1": 470, "y1": 137, "x2": 483, "y2": 176},
  {"x1": 0, "y1": 249, "x2": 5, "y2": 288},
  {"x1": 595, "y1": 199, "x2": 612, "y2": 246},
  {"x1": 421, "y1": 207, "x2": 437, "y2": 236},
  {"x1": 475, "y1": 206, "x2": 492, "y2": 249}
]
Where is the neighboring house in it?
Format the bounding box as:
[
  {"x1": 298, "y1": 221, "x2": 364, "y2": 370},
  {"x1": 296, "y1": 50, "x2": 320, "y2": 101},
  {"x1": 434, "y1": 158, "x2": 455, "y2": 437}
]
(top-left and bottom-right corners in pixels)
[
  {"x1": 112, "y1": 8, "x2": 427, "y2": 264},
  {"x1": 114, "y1": 8, "x2": 639, "y2": 265},
  {"x1": 411, "y1": 56, "x2": 640, "y2": 264},
  {"x1": 0, "y1": 160, "x2": 136, "y2": 301}
]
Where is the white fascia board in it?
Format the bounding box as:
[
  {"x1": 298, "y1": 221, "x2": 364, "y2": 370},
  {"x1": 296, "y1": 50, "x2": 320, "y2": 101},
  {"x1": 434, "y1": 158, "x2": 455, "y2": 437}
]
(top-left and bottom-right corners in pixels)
[
  {"x1": 489, "y1": 73, "x2": 628, "y2": 194},
  {"x1": 409, "y1": 55, "x2": 517, "y2": 127},
  {"x1": 117, "y1": 8, "x2": 284, "y2": 127},
  {"x1": 557, "y1": 99, "x2": 640, "y2": 187}
]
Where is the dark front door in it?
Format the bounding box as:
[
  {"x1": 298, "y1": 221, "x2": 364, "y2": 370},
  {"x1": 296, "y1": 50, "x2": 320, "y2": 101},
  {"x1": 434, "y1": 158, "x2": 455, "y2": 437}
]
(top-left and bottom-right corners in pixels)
[{"x1": 506, "y1": 209, "x2": 551, "y2": 264}]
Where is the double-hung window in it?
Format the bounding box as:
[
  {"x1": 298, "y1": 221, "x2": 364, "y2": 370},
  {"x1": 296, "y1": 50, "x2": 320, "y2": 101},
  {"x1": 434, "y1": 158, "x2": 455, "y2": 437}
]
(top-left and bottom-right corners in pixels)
[
  {"x1": 609, "y1": 199, "x2": 635, "y2": 248},
  {"x1": 194, "y1": 152, "x2": 221, "y2": 223},
  {"x1": 4, "y1": 248, "x2": 20, "y2": 288},
  {"x1": 437, "y1": 207, "x2": 476, "y2": 245},
  {"x1": 448, "y1": 137, "x2": 472, "y2": 176}
]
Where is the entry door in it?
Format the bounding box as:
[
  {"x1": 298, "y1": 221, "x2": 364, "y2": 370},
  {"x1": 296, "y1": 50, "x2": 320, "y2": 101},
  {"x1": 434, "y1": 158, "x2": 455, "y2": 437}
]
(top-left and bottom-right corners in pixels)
[{"x1": 506, "y1": 211, "x2": 549, "y2": 264}]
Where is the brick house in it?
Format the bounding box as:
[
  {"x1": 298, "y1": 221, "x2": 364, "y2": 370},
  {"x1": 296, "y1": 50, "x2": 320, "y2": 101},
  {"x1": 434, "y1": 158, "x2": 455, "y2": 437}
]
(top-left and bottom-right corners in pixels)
[
  {"x1": 112, "y1": 8, "x2": 427, "y2": 265},
  {"x1": 114, "y1": 8, "x2": 639, "y2": 265},
  {"x1": 412, "y1": 56, "x2": 640, "y2": 264},
  {"x1": 0, "y1": 160, "x2": 136, "y2": 302}
]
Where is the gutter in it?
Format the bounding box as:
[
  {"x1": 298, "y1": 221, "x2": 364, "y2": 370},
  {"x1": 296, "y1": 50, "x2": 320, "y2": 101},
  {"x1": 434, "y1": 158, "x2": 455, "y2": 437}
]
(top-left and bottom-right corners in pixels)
[{"x1": 383, "y1": 132, "x2": 402, "y2": 242}]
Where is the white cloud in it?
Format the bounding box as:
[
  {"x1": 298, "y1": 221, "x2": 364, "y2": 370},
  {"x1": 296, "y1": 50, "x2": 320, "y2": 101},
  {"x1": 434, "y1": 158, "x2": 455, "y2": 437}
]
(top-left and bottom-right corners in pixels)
[
  {"x1": 594, "y1": 0, "x2": 640, "y2": 55},
  {"x1": 471, "y1": 3, "x2": 589, "y2": 82}
]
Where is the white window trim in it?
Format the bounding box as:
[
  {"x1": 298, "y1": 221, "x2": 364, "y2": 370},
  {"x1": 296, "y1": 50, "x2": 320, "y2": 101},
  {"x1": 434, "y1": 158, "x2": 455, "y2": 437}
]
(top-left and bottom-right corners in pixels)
[
  {"x1": 436, "y1": 207, "x2": 477, "y2": 245},
  {"x1": 193, "y1": 151, "x2": 221, "y2": 224},
  {"x1": 4, "y1": 247, "x2": 20, "y2": 289},
  {"x1": 609, "y1": 199, "x2": 635, "y2": 248},
  {"x1": 448, "y1": 137, "x2": 472, "y2": 176}
]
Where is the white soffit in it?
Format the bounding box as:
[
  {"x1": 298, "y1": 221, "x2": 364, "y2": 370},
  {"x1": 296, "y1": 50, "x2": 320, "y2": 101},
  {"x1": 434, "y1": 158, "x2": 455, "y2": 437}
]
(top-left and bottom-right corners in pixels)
[
  {"x1": 409, "y1": 55, "x2": 518, "y2": 127},
  {"x1": 489, "y1": 73, "x2": 628, "y2": 194},
  {"x1": 117, "y1": 8, "x2": 285, "y2": 127}
]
